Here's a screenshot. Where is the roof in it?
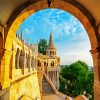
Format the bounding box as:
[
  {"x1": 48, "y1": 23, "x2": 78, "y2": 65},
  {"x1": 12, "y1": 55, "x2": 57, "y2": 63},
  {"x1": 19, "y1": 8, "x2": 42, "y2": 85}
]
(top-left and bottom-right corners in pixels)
[{"x1": 47, "y1": 33, "x2": 56, "y2": 50}]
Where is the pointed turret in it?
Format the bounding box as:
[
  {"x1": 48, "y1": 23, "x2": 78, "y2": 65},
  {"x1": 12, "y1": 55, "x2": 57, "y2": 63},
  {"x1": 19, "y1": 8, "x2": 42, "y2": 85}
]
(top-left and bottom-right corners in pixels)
[
  {"x1": 46, "y1": 33, "x2": 56, "y2": 57},
  {"x1": 21, "y1": 30, "x2": 23, "y2": 41},
  {"x1": 47, "y1": 33, "x2": 56, "y2": 49}
]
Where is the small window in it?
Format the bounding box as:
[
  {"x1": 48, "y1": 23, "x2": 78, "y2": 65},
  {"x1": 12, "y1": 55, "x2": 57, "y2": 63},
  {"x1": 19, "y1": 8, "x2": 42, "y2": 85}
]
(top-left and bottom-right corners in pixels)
[
  {"x1": 51, "y1": 61, "x2": 54, "y2": 66},
  {"x1": 44, "y1": 62, "x2": 46, "y2": 66},
  {"x1": 50, "y1": 51, "x2": 52, "y2": 55}
]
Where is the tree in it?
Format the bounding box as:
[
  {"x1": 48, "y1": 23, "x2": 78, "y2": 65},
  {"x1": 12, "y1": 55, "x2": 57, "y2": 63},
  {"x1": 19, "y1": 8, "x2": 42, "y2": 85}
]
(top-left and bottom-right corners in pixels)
[
  {"x1": 38, "y1": 39, "x2": 48, "y2": 55},
  {"x1": 59, "y1": 60, "x2": 94, "y2": 99}
]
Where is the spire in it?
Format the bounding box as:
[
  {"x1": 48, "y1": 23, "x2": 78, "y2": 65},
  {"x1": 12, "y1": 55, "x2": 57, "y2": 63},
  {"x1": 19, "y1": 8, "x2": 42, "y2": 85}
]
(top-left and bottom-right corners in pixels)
[
  {"x1": 21, "y1": 29, "x2": 23, "y2": 41},
  {"x1": 48, "y1": 33, "x2": 56, "y2": 49}
]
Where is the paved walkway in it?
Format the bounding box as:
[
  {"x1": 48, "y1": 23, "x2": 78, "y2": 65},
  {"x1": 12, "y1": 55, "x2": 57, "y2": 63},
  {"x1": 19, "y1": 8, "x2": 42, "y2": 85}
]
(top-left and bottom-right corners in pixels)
[{"x1": 42, "y1": 76, "x2": 65, "y2": 100}]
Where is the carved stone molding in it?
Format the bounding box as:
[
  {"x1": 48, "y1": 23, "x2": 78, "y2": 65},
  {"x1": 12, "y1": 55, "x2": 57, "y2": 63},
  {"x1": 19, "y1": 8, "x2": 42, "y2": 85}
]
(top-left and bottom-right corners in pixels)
[
  {"x1": 90, "y1": 47, "x2": 100, "y2": 54},
  {"x1": 0, "y1": 23, "x2": 3, "y2": 33}
]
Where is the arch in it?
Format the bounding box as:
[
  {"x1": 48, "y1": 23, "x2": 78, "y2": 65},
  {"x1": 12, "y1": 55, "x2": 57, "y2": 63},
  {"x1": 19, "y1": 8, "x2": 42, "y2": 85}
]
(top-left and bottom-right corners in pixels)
[
  {"x1": 51, "y1": 61, "x2": 54, "y2": 66},
  {"x1": 50, "y1": 51, "x2": 52, "y2": 55},
  {"x1": 44, "y1": 62, "x2": 46, "y2": 67},
  {"x1": 38, "y1": 60, "x2": 41, "y2": 67},
  {"x1": 4, "y1": 0, "x2": 98, "y2": 51},
  {"x1": 2, "y1": 0, "x2": 100, "y2": 99}
]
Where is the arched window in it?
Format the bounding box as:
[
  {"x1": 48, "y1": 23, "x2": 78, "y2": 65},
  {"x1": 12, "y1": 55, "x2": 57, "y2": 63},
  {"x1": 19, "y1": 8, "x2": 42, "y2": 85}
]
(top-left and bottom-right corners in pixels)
[
  {"x1": 26, "y1": 53, "x2": 28, "y2": 68},
  {"x1": 51, "y1": 61, "x2": 54, "y2": 66},
  {"x1": 19, "y1": 50, "x2": 22, "y2": 68},
  {"x1": 31, "y1": 57, "x2": 34, "y2": 68},
  {"x1": 52, "y1": 51, "x2": 54, "y2": 55},
  {"x1": 50, "y1": 51, "x2": 52, "y2": 55},
  {"x1": 44, "y1": 62, "x2": 46, "y2": 66},
  {"x1": 38, "y1": 60, "x2": 41, "y2": 66},
  {"x1": 15, "y1": 48, "x2": 20, "y2": 69}
]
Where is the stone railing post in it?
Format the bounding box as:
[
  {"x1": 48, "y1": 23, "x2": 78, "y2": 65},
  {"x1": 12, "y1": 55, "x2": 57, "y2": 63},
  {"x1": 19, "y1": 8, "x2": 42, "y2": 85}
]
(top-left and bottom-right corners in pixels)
[{"x1": 90, "y1": 47, "x2": 100, "y2": 100}]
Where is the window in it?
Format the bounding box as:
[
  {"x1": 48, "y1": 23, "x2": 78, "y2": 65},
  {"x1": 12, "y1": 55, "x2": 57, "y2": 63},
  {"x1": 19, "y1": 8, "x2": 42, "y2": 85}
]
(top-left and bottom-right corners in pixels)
[
  {"x1": 44, "y1": 62, "x2": 46, "y2": 66},
  {"x1": 51, "y1": 61, "x2": 54, "y2": 66},
  {"x1": 15, "y1": 48, "x2": 19, "y2": 69}
]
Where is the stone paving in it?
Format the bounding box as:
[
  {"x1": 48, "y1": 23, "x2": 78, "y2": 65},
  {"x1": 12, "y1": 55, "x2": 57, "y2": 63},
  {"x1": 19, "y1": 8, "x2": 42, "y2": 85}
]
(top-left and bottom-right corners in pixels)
[{"x1": 42, "y1": 77, "x2": 65, "y2": 100}]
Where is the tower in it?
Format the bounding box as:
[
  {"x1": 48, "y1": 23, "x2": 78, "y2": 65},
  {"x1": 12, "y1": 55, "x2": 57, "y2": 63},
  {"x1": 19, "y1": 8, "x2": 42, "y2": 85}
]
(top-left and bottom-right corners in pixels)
[
  {"x1": 46, "y1": 33, "x2": 56, "y2": 57},
  {"x1": 45, "y1": 33, "x2": 60, "y2": 89}
]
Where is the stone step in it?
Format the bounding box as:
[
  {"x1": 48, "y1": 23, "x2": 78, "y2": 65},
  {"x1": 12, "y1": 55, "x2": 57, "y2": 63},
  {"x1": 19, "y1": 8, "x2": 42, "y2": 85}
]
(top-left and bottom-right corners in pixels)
[{"x1": 42, "y1": 76, "x2": 54, "y2": 95}]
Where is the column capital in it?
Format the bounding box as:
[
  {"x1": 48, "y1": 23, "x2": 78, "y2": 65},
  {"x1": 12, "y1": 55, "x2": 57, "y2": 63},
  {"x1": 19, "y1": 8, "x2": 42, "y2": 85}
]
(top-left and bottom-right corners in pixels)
[
  {"x1": 90, "y1": 47, "x2": 100, "y2": 54},
  {"x1": 0, "y1": 48, "x2": 13, "y2": 57}
]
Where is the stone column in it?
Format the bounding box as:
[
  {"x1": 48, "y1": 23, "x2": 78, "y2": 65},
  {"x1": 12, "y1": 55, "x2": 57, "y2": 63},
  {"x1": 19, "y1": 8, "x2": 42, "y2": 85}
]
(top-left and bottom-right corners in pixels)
[
  {"x1": 15, "y1": 50, "x2": 20, "y2": 69},
  {"x1": 37, "y1": 70, "x2": 43, "y2": 98},
  {"x1": 35, "y1": 57, "x2": 37, "y2": 70},
  {"x1": 0, "y1": 49, "x2": 11, "y2": 89},
  {"x1": 57, "y1": 70, "x2": 59, "y2": 90},
  {"x1": 11, "y1": 50, "x2": 16, "y2": 80},
  {"x1": 90, "y1": 48, "x2": 100, "y2": 100},
  {"x1": 52, "y1": 73, "x2": 55, "y2": 86},
  {"x1": 33, "y1": 56, "x2": 35, "y2": 70},
  {"x1": 26, "y1": 54, "x2": 28, "y2": 68},
  {"x1": 19, "y1": 52, "x2": 26, "y2": 74},
  {"x1": 31, "y1": 57, "x2": 34, "y2": 68},
  {"x1": 28, "y1": 55, "x2": 31, "y2": 72}
]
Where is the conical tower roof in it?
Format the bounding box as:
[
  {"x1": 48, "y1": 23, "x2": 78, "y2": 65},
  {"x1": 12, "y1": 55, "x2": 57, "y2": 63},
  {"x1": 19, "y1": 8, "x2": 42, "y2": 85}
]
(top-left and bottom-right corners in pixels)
[{"x1": 47, "y1": 33, "x2": 56, "y2": 49}]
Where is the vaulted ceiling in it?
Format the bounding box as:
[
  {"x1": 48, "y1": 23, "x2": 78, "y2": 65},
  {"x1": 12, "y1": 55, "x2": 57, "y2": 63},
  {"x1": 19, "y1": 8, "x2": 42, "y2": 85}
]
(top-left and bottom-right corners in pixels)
[{"x1": 0, "y1": 0, "x2": 100, "y2": 27}]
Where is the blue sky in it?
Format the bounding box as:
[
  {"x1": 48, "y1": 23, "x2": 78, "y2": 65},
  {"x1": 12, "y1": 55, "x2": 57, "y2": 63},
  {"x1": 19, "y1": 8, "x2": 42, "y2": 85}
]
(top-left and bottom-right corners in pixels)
[{"x1": 17, "y1": 8, "x2": 93, "y2": 66}]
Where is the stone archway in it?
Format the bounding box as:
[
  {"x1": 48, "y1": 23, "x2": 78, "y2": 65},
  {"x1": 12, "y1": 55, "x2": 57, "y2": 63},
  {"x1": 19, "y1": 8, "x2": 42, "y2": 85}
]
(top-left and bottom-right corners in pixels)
[{"x1": 1, "y1": 0, "x2": 100, "y2": 99}]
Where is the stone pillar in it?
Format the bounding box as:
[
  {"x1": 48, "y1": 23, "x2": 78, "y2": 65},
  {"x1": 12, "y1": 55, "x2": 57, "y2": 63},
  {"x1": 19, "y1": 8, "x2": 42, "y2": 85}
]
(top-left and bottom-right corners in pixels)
[
  {"x1": 10, "y1": 50, "x2": 17, "y2": 80},
  {"x1": 31, "y1": 57, "x2": 34, "y2": 69},
  {"x1": 15, "y1": 50, "x2": 20, "y2": 69},
  {"x1": 90, "y1": 48, "x2": 100, "y2": 100},
  {"x1": 19, "y1": 52, "x2": 26, "y2": 74},
  {"x1": 37, "y1": 69, "x2": 44, "y2": 97},
  {"x1": 26, "y1": 54, "x2": 28, "y2": 68},
  {"x1": 28, "y1": 55, "x2": 31, "y2": 72},
  {"x1": 52, "y1": 73, "x2": 56, "y2": 87},
  {"x1": 35, "y1": 57, "x2": 37, "y2": 70},
  {"x1": 33, "y1": 56, "x2": 35, "y2": 70},
  {"x1": 0, "y1": 49, "x2": 11, "y2": 89},
  {"x1": 0, "y1": 87, "x2": 10, "y2": 100},
  {"x1": 57, "y1": 70, "x2": 59, "y2": 90}
]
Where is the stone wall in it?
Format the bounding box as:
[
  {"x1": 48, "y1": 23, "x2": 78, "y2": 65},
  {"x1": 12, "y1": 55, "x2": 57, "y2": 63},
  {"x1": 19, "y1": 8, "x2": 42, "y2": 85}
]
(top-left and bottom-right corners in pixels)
[{"x1": 10, "y1": 73, "x2": 41, "y2": 100}]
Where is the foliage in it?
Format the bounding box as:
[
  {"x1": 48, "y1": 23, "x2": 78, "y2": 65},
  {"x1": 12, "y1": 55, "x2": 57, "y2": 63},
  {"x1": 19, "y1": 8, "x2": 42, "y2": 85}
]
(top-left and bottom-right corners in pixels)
[
  {"x1": 59, "y1": 60, "x2": 94, "y2": 99},
  {"x1": 38, "y1": 39, "x2": 48, "y2": 55}
]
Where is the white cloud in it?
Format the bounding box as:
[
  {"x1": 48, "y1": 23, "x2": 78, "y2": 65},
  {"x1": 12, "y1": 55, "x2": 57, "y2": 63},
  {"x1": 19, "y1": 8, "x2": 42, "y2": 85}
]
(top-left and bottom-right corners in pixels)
[
  {"x1": 56, "y1": 10, "x2": 63, "y2": 15},
  {"x1": 24, "y1": 27, "x2": 34, "y2": 34},
  {"x1": 19, "y1": 8, "x2": 93, "y2": 67},
  {"x1": 59, "y1": 54, "x2": 93, "y2": 67}
]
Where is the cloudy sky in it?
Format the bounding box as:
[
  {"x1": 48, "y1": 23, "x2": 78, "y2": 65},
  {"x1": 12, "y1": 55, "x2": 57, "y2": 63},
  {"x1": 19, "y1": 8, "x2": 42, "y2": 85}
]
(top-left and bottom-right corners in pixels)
[{"x1": 17, "y1": 8, "x2": 93, "y2": 67}]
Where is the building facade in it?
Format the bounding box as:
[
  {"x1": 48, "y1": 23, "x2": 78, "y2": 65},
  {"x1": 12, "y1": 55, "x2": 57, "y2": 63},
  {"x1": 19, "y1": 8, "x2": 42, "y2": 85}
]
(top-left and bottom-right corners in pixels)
[
  {"x1": 37, "y1": 34, "x2": 60, "y2": 89},
  {"x1": 13, "y1": 32, "x2": 60, "y2": 91}
]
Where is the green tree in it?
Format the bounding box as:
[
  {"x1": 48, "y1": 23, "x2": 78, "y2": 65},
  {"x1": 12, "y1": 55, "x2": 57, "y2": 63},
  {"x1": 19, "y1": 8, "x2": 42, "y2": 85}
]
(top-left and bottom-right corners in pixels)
[
  {"x1": 59, "y1": 60, "x2": 94, "y2": 99},
  {"x1": 38, "y1": 39, "x2": 48, "y2": 55}
]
